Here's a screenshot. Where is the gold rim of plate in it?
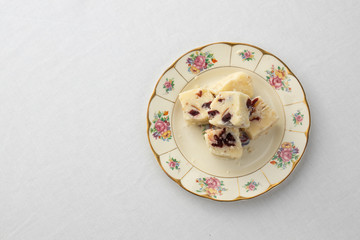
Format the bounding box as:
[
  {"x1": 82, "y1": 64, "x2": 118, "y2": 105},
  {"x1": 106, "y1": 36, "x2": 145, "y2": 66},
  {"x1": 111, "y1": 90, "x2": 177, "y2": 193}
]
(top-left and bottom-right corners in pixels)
[{"x1": 146, "y1": 42, "x2": 311, "y2": 202}]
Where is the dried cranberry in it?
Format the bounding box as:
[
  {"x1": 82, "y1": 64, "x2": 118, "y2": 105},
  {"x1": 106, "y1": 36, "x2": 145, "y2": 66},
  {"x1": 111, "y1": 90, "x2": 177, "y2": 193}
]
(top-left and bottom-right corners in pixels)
[
  {"x1": 189, "y1": 110, "x2": 199, "y2": 116},
  {"x1": 222, "y1": 112, "x2": 232, "y2": 122},
  {"x1": 250, "y1": 117, "x2": 260, "y2": 121},
  {"x1": 211, "y1": 129, "x2": 237, "y2": 147},
  {"x1": 208, "y1": 110, "x2": 219, "y2": 118},
  {"x1": 211, "y1": 135, "x2": 223, "y2": 148},
  {"x1": 218, "y1": 98, "x2": 225, "y2": 103},
  {"x1": 247, "y1": 98, "x2": 259, "y2": 116},
  {"x1": 201, "y1": 101, "x2": 212, "y2": 109},
  {"x1": 247, "y1": 98, "x2": 258, "y2": 108},
  {"x1": 196, "y1": 90, "x2": 203, "y2": 97},
  {"x1": 225, "y1": 133, "x2": 235, "y2": 142},
  {"x1": 251, "y1": 98, "x2": 259, "y2": 106},
  {"x1": 223, "y1": 133, "x2": 236, "y2": 147},
  {"x1": 246, "y1": 98, "x2": 252, "y2": 108}
]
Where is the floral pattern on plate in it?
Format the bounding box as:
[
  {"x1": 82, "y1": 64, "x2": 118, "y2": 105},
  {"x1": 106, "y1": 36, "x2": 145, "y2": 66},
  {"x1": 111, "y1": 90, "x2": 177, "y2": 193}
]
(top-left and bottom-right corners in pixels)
[
  {"x1": 163, "y1": 78, "x2": 175, "y2": 94},
  {"x1": 243, "y1": 179, "x2": 259, "y2": 192},
  {"x1": 292, "y1": 110, "x2": 304, "y2": 126},
  {"x1": 284, "y1": 103, "x2": 309, "y2": 132},
  {"x1": 270, "y1": 142, "x2": 299, "y2": 169},
  {"x1": 265, "y1": 65, "x2": 291, "y2": 92},
  {"x1": 196, "y1": 177, "x2": 227, "y2": 199},
  {"x1": 166, "y1": 157, "x2": 180, "y2": 171},
  {"x1": 231, "y1": 45, "x2": 263, "y2": 71},
  {"x1": 238, "y1": 49, "x2": 255, "y2": 61},
  {"x1": 150, "y1": 111, "x2": 172, "y2": 141},
  {"x1": 186, "y1": 51, "x2": 217, "y2": 74},
  {"x1": 159, "y1": 149, "x2": 192, "y2": 180}
]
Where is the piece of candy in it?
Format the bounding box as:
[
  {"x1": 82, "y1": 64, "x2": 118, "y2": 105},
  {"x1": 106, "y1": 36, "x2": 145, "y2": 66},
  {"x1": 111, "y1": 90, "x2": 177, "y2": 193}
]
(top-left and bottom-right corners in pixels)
[
  {"x1": 244, "y1": 96, "x2": 279, "y2": 139},
  {"x1": 178, "y1": 88, "x2": 215, "y2": 124},
  {"x1": 208, "y1": 91, "x2": 250, "y2": 128},
  {"x1": 204, "y1": 128, "x2": 243, "y2": 159}
]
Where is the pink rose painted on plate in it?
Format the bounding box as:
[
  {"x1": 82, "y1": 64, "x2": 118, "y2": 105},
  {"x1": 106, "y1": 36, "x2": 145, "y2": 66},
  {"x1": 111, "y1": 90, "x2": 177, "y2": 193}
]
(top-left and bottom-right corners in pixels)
[
  {"x1": 205, "y1": 177, "x2": 221, "y2": 189},
  {"x1": 186, "y1": 51, "x2": 217, "y2": 74},
  {"x1": 150, "y1": 111, "x2": 172, "y2": 141},
  {"x1": 270, "y1": 142, "x2": 299, "y2": 169},
  {"x1": 196, "y1": 177, "x2": 227, "y2": 199},
  {"x1": 166, "y1": 157, "x2": 180, "y2": 171},
  {"x1": 292, "y1": 110, "x2": 304, "y2": 126},
  {"x1": 265, "y1": 65, "x2": 291, "y2": 92},
  {"x1": 238, "y1": 49, "x2": 255, "y2": 61},
  {"x1": 244, "y1": 180, "x2": 259, "y2": 192},
  {"x1": 164, "y1": 81, "x2": 172, "y2": 89},
  {"x1": 269, "y1": 76, "x2": 283, "y2": 90},
  {"x1": 279, "y1": 148, "x2": 293, "y2": 163},
  {"x1": 194, "y1": 55, "x2": 206, "y2": 69},
  {"x1": 163, "y1": 78, "x2": 175, "y2": 94},
  {"x1": 155, "y1": 119, "x2": 167, "y2": 134}
]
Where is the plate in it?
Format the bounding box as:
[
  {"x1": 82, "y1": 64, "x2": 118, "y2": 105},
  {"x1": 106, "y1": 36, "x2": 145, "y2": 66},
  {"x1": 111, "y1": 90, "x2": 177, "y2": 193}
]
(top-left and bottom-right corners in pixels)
[{"x1": 147, "y1": 42, "x2": 310, "y2": 201}]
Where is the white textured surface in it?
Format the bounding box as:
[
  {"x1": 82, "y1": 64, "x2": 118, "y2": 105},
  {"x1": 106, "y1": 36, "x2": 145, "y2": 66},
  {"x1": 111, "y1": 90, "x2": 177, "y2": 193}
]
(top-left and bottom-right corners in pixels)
[{"x1": 0, "y1": 0, "x2": 359, "y2": 239}]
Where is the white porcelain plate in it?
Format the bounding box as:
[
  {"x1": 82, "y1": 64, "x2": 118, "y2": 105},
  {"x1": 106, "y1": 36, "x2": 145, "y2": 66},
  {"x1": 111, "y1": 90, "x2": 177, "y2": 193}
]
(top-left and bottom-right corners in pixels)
[{"x1": 147, "y1": 42, "x2": 310, "y2": 201}]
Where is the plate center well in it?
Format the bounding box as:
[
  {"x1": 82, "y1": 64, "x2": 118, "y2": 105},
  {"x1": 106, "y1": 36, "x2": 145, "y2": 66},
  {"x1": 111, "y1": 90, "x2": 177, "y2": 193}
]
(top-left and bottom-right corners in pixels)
[{"x1": 172, "y1": 67, "x2": 285, "y2": 177}]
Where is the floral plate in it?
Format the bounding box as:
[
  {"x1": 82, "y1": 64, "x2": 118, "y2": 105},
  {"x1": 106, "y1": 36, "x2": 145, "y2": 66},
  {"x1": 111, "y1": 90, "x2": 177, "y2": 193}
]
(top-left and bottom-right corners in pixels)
[{"x1": 147, "y1": 42, "x2": 310, "y2": 201}]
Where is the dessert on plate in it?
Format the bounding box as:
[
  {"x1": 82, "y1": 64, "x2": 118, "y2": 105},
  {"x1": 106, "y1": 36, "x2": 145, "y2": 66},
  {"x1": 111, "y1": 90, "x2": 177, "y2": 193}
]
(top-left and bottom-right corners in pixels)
[
  {"x1": 208, "y1": 91, "x2": 250, "y2": 128},
  {"x1": 178, "y1": 88, "x2": 214, "y2": 124},
  {"x1": 178, "y1": 71, "x2": 279, "y2": 159},
  {"x1": 204, "y1": 128, "x2": 243, "y2": 159},
  {"x1": 211, "y1": 71, "x2": 253, "y2": 97},
  {"x1": 245, "y1": 96, "x2": 279, "y2": 140}
]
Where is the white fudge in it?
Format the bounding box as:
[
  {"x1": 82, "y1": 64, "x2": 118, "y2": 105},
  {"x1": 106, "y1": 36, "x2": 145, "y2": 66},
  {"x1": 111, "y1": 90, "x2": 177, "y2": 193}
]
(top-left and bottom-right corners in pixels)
[
  {"x1": 178, "y1": 88, "x2": 215, "y2": 124},
  {"x1": 211, "y1": 72, "x2": 253, "y2": 97},
  {"x1": 244, "y1": 96, "x2": 279, "y2": 139},
  {"x1": 208, "y1": 91, "x2": 250, "y2": 128},
  {"x1": 204, "y1": 128, "x2": 243, "y2": 159}
]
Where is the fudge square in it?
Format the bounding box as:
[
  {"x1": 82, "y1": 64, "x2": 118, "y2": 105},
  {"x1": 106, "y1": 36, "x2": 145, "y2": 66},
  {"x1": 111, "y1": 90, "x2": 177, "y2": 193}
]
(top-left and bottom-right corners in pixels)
[
  {"x1": 244, "y1": 96, "x2": 279, "y2": 139},
  {"x1": 204, "y1": 128, "x2": 243, "y2": 159},
  {"x1": 208, "y1": 91, "x2": 250, "y2": 128},
  {"x1": 178, "y1": 88, "x2": 215, "y2": 124},
  {"x1": 211, "y1": 71, "x2": 253, "y2": 97}
]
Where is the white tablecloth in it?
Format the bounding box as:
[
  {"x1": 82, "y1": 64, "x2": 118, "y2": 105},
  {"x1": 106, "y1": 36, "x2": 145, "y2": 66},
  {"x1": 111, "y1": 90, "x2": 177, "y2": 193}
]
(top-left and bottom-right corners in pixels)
[{"x1": 1, "y1": 0, "x2": 359, "y2": 239}]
